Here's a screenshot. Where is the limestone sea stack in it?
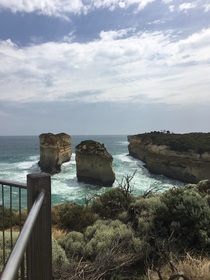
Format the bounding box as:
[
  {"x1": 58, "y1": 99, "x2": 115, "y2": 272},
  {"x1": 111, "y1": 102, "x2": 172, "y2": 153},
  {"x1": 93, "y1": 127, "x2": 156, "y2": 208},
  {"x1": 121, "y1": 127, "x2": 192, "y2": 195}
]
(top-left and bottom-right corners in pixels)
[
  {"x1": 39, "y1": 133, "x2": 71, "y2": 174},
  {"x1": 75, "y1": 140, "x2": 115, "y2": 186},
  {"x1": 128, "y1": 132, "x2": 210, "y2": 183}
]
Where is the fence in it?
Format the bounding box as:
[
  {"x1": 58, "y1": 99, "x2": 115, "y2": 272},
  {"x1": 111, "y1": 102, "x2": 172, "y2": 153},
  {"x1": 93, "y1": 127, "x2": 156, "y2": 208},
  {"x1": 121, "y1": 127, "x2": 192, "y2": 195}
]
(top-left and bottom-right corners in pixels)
[{"x1": 0, "y1": 173, "x2": 52, "y2": 280}]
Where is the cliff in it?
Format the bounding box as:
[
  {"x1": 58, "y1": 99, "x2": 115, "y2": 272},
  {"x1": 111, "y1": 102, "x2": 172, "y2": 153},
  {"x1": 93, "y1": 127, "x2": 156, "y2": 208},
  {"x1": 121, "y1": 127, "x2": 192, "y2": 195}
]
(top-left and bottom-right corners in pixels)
[
  {"x1": 39, "y1": 133, "x2": 71, "y2": 174},
  {"x1": 75, "y1": 140, "x2": 115, "y2": 186},
  {"x1": 128, "y1": 132, "x2": 210, "y2": 183}
]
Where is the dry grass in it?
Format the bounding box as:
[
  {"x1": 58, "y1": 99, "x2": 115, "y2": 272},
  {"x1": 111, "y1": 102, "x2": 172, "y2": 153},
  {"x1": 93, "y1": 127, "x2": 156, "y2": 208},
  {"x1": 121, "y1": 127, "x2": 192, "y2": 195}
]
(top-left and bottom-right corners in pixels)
[
  {"x1": 146, "y1": 253, "x2": 210, "y2": 280},
  {"x1": 52, "y1": 226, "x2": 67, "y2": 239},
  {"x1": 176, "y1": 254, "x2": 210, "y2": 279}
]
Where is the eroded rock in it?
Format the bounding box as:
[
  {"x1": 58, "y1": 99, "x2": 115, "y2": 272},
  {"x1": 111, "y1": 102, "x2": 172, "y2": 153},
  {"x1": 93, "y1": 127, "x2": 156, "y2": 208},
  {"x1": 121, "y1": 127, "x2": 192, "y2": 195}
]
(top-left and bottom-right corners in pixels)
[
  {"x1": 39, "y1": 133, "x2": 71, "y2": 174},
  {"x1": 75, "y1": 140, "x2": 115, "y2": 186},
  {"x1": 128, "y1": 133, "x2": 210, "y2": 183}
]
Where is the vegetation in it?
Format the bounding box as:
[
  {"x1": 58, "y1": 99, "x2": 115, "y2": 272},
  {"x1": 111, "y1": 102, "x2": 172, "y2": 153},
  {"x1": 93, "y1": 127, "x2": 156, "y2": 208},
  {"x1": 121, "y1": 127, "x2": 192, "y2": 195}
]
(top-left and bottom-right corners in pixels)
[
  {"x1": 51, "y1": 177, "x2": 210, "y2": 279},
  {"x1": 0, "y1": 231, "x2": 19, "y2": 270},
  {"x1": 1, "y1": 175, "x2": 210, "y2": 279},
  {"x1": 136, "y1": 131, "x2": 210, "y2": 154}
]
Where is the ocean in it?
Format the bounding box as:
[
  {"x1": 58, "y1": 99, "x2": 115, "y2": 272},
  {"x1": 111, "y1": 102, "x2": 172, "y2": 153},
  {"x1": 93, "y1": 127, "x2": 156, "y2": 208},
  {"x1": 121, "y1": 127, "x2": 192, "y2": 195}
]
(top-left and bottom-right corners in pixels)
[{"x1": 0, "y1": 135, "x2": 183, "y2": 207}]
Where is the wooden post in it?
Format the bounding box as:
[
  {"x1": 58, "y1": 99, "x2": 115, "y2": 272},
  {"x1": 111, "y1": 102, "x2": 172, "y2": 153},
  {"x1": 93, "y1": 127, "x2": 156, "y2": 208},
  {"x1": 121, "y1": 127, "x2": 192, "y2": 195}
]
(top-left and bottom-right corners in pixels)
[{"x1": 27, "y1": 173, "x2": 52, "y2": 280}]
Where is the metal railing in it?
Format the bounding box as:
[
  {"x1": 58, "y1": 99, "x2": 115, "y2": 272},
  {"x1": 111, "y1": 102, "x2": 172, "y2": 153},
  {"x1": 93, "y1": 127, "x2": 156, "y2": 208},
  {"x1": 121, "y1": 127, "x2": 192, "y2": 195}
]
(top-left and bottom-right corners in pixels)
[
  {"x1": 0, "y1": 173, "x2": 52, "y2": 280},
  {"x1": 0, "y1": 179, "x2": 27, "y2": 278}
]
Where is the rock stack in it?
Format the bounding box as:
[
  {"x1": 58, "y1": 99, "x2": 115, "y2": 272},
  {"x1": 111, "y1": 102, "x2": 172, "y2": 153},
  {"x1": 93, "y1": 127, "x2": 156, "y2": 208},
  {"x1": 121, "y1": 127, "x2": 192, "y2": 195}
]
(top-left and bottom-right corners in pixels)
[
  {"x1": 39, "y1": 133, "x2": 71, "y2": 174},
  {"x1": 75, "y1": 140, "x2": 115, "y2": 186}
]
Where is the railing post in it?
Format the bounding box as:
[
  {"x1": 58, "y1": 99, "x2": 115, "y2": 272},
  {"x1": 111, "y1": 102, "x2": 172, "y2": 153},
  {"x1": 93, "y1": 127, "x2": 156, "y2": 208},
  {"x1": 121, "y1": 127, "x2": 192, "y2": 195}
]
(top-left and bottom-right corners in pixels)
[{"x1": 27, "y1": 173, "x2": 52, "y2": 280}]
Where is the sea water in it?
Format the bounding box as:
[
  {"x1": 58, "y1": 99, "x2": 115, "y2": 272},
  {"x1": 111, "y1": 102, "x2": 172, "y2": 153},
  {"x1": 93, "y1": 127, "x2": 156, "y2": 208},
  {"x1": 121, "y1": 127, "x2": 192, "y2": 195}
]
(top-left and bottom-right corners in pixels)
[{"x1": 0, "y1": 135, "x2": 183, "y2": 207}]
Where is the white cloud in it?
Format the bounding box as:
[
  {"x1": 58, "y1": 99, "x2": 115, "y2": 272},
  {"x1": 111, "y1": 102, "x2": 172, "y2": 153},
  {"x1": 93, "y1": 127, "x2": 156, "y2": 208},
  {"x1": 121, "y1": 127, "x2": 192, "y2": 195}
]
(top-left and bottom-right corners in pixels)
[
  {"x1": 168, "y1": 5, "x2": 175, "y2": 12},
  {"x1": 162, "y1": 0, "x2": 172, "y2": 3},
  {"x1": 0, "y1": 0, "x2": 85, "y2": 17},
  {"x1": 88, "y1": 0, "x2": 156, "y2": 11},
  {"x1": 99, "y1": 28, "x2": 135, "y2": 40},
  {"x1": 0, "y1": 0, "x2": 156, "y2": 17},
  {"x1": 178, "y1": 2, "x2": 197, "y2": 12},
  {"x1": 0, "y1": 27, "x2": 210, "y2": 107},
  {"x1": 204, "y1": 4, "x2": 210, "y2": 12}
]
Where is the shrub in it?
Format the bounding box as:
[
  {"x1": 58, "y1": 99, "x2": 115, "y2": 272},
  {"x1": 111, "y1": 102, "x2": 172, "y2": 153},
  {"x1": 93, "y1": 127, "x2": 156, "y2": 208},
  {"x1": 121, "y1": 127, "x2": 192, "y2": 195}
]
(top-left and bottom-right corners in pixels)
[
  {"x1": 0, "y1": 231, "x2": 19, "y2": 270},
  {"x1": 52, "y1": 238, "x2": 69, "y2": 266},
  {"x1": 84, "y1": 219, "x2": 143, "y2": 259},
  {"x1": 0, "y1": 206, "x2": 14, "y2": 230},
  {"x1": 153, "y1": 187, "x2": 210, "y2": 250},
  {"x1": 13, "y1": 208, "x2": 27, "y2": 227},
  {"x1": 137, "y1": 132, "x2": 210, "y2": 153},
  {"x1": 130, "y1": 195, "x2": 162, "y2": 235},
  {"x1": 91, "y1": 187, "x2": 133, "y2": 220},
  {"x1": 58, "y1": 231, "x2": 85, "y2": 258},
  {"x1": 57, "y1": 202, "x2": 95, "y2": 232}
]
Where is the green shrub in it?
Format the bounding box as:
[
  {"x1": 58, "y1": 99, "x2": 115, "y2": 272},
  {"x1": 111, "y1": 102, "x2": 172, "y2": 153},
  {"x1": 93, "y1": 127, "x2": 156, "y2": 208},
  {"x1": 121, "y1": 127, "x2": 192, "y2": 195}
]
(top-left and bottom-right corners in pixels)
[
  {"x1": 153, "y1": 188, "x2": 210, "y2": 250},
  {"x1": 0, "y1": 206, "x2": 15, "y2": 230},
  {"x1": 58, "y1": 231, "x2": 85, "y2": 258},
  {"x1": 91, "y1": 187, "x2": 133, "y2": 220},
  {"x1": 137, "y1": 132, "x2": 210, "y2": 154},
  {"x1": 52, "y1": 238, "x2": 69, "y2": 266},
  {"x1": 84, "y1": 219, "x2": 142, "y2": 259},
  {"x1": 57, "y1": 202, "x2": 95, "y2": 232},
  {"x1": 130, "y1": 195, "x2": 162, "y2": 235},
  {"x1": 0, "y1": 231, "x2": 19, "y2": 270}
]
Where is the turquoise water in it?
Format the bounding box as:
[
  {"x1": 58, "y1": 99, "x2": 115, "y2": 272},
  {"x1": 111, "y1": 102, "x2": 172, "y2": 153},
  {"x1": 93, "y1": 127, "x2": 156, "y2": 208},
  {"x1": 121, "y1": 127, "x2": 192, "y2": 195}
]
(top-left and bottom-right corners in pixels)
[{"x1": 0, "y1": 135, "x2": 183, "y2": 207}]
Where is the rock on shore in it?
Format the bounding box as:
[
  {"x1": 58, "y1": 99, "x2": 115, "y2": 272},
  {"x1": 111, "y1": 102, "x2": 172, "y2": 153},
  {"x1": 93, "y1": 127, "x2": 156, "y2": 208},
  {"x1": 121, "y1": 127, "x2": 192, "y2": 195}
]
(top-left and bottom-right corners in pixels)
[
  {"x1": 128, "y1": 133, "x2": 210, "y2": 183},
  {"x1": 75, "y1": 140, "x2": 115, "y2": 186},
  {"x1": 39, "y1": 133, "x2": 71, "y2": 174}
]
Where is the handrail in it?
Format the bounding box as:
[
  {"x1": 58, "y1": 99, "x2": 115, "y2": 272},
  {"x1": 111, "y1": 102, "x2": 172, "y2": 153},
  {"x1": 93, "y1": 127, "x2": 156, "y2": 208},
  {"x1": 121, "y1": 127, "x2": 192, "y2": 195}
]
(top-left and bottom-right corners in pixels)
[
  {"x1": 1, "y1": 189, "x2": 46, "y2": 280},
  {"x1": 0, "y1": 180, "x2": 27, "y2": 189}
]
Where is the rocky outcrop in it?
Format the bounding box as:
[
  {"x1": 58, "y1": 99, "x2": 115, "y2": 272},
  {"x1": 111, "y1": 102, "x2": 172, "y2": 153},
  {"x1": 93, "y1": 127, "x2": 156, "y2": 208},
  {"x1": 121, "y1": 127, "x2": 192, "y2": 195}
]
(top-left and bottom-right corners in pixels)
[
  {"x1": 128, "y1": 133, "x2": 210, "y2": 183},
  {"x1": 39, "y1": 133, "x2": 71, "y2": 174},
  {"x1": 75, "y1": 140, "x2": 115, "y2": 186}
]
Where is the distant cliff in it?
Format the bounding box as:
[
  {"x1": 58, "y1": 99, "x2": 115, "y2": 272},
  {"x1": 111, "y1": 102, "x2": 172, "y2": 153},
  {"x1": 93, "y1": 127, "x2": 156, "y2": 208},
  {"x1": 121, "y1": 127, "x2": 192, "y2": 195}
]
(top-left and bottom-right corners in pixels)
[
  {"x1": 128, "y1": 132, "x2": 210, "y2": 183},
  {"x1": 39, "y1": 133, "x2": 71, "y2": 174}
]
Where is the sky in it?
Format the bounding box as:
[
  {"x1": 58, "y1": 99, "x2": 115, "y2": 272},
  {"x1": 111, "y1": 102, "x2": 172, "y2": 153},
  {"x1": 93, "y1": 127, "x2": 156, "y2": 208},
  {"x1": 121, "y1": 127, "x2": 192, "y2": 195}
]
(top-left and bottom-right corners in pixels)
[{"x1": 0, "y1": 0, "x2": 210, "y2": 136}]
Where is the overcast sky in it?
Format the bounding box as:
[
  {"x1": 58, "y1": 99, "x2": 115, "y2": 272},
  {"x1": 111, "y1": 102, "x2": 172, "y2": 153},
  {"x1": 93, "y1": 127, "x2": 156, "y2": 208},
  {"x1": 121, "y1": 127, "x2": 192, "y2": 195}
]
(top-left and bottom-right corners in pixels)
[{"x1": 0, "y1": 0, "x2": 210, "y2": 136}]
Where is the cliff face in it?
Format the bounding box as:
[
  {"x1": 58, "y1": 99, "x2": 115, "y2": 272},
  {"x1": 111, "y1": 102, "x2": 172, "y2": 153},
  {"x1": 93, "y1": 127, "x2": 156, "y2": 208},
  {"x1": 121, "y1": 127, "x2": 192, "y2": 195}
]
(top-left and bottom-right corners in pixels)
[
  {"x1": 128, "y1": 134, "x2": 210, "y2": 183},
  {"x1": 75, "y1": 140, "x2": 115, "y2": 186},
  {"x1": 39, "y1": 133, "x2": 71, "y2": 174}
]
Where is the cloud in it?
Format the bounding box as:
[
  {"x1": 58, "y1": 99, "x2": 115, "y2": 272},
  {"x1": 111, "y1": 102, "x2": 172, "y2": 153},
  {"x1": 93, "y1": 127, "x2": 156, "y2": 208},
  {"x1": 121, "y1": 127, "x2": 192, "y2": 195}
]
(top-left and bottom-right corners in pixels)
[
  {"x1": 88, "y1": 0, "x2": 156, "y2": 11},
  {"x1": 178, "y1": 2, "x2": 197, "y2": 12},
  {"x1": 204, "y1": 4, "x2": 210, "y2": 12},
  {"x1": 0, "y1": 26, "x2": 210, "y2": 107},
  {"x1": 162, "y1": 0, "x2": 172, "y2": 3},
  {"x1": 0, "y1": 0, "x2": 156, "y2": 18},
  {"x1": 0, "y1": 0, "x2": 85, "y2": 18}
]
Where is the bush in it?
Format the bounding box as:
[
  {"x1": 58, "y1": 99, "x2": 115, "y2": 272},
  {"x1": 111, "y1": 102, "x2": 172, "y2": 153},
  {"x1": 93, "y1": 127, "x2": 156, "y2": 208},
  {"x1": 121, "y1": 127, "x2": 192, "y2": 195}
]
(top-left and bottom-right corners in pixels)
[
  {"x1": 91, "y1": 187, "x2": 133, "y2": 220},
  {"x1": 57, "y1": 219, "x2": 145, "y2": 279},
  {"x1": 57, "y1": 202, "x2": 96, "y2": 232},
  {"x1": 137, "y1": 132, "x2": 210, "y2": 153},
  {"x1": 0, "y1": 231, "x2": 19, "y2": 270},
  {"x1": 84, "y1": 219, "x2": 143, "y2": 259},
  {"x1": 130, "y1": 195, "x2": 162, "y2": 235},
  {"x1": 58, "y1": 231, "x2": 85, "y2": 258},
  {"x1": 52, "y1": 238, "x2": 69, "y2": 266},
  {"x1": 153, "y1": 187, "x2": 210, "y2": 250},
  {"x1": 0, "y1": 206, "x2": 14, "y2": 230}
]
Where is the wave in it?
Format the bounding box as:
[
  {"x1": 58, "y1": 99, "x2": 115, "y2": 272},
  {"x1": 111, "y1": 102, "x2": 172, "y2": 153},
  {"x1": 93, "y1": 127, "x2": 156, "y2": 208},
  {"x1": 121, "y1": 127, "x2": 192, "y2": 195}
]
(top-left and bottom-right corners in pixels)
[{"x1": 117, "y1": 140, "x2": 128, "y2": 146}]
